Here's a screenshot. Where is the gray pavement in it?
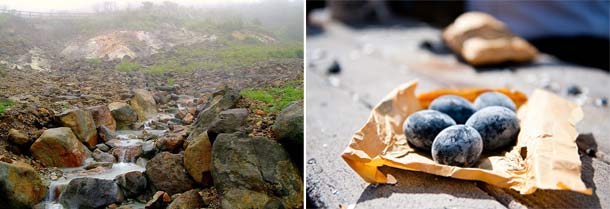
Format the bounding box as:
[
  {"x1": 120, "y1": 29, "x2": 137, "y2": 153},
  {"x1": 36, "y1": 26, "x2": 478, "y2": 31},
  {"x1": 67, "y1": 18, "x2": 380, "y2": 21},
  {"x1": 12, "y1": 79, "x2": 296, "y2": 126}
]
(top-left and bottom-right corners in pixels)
[{"x1": 305, "y1": 19, "x2": 610, "y2": 209}]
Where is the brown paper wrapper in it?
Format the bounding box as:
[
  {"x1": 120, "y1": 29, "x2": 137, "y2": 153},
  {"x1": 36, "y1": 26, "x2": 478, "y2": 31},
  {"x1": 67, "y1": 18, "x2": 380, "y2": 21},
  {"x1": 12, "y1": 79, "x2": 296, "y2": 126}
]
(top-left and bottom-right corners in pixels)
[
  {"x1": 341, "y1": 80, "x2": 591, "y2": 195},
  {"x1": 442, "y1": 12, "x2": 538, "y2": 66}
]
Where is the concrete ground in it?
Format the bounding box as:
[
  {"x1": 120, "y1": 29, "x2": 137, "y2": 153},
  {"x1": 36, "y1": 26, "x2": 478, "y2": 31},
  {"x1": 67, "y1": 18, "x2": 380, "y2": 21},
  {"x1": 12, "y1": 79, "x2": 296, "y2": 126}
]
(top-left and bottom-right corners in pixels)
[{"x1": 305, "y1": 17, "x2": 610, "y2": 209}]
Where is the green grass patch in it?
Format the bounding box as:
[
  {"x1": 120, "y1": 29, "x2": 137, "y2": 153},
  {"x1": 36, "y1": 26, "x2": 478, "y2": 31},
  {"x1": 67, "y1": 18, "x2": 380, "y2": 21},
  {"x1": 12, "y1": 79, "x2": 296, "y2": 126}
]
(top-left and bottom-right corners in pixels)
[
  {"x1": 167, "y1": 78, "x2": 176, "y2": 86},
  {"x1": 0, "y1": 101, "x2": 14, "y2": 115},
  {"x1": 138, "y1": 41, "x2": 302, "y2": 74},
  {"x1": 0, "y1": 65, "x2": 6, "y2": 78},
  {"x1": 88, "y1": 58, "x2": 103, "y2": 66},
  {"x1": 241, "y1": 90, "x2": 274, "y2": 104},
  {"x1": 240, "y1": 80, "x2": 303, "y2": 112},
  {"x1": 115, "y1": 59, "x2": 140, "y2": 72}
]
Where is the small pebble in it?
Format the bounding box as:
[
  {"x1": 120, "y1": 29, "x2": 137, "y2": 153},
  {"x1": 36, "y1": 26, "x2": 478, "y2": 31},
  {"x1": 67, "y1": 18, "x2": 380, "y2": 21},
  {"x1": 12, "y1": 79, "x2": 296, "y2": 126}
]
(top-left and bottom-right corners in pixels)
[
  {"x1": 566, "y1": 85, "x2": 582, "y2": 96},
  {"x1": 307, "y1": 158, "x2": 317, "y2": 164},
  {"x1": 586, "y1": 148, "x2": 596, "y2": 156},
  {"x1": 542, "y1": 82, "x2": 560, "y2": 92},
  {"x1": 327, "y1": 61, "x2": 341, "y2": 74},
  {"x1": 595, "y1": 97, "x2": 608, "y2": 107},
  {"x1": 420, "y1": 41, "x2": 433, "y2": 50}
]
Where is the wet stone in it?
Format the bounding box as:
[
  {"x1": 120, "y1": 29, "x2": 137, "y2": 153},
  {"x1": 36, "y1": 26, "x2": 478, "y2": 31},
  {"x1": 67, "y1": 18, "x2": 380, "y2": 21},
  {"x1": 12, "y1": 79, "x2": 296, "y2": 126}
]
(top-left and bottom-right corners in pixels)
[
  {"x1": 96, "y1": 143, "x2": 111, "y2": 152},
  {"x1": 98, "y1": 125, "x2": 117, "y2": 143},
  {"x1": 114, "y1": 171, "x2": 147, "y2": 198},
  {"x1": 58, "y1": 177, "x2": 125, "y2": 209},
  {"x1": 85, "y1": 162, "x2": 113, "y2": 170},
  {"x1": 93, "y1": 149, "x2": 117, "y2": 163}
]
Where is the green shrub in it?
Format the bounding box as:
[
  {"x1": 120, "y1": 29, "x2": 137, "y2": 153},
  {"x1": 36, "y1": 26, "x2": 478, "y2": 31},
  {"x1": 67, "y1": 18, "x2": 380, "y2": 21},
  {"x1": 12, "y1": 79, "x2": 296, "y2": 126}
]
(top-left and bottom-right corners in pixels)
[{"x1": 0, "y1": 101, "x2": 14, "y2": 115}]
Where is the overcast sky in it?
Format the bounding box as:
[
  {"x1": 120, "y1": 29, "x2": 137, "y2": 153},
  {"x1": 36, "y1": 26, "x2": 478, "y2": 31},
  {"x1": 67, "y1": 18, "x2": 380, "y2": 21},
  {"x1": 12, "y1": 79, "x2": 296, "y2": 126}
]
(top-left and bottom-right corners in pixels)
[{"x1": 0, "y1": 0, "x2": 266, "y2": 12}]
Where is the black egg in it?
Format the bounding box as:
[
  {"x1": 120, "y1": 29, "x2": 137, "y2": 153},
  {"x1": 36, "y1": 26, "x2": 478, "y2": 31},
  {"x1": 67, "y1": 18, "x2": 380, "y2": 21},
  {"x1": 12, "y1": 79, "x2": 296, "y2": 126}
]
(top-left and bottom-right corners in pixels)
[
  {"x1": 403, "y1": 110, "x2": 456, "y2": 151},
  {"x1": 473, "y1": 91, "x2": 517, "y2": 112},
  {"x1": 428, "y1": 95, "x2": 476, "y2": 124},
  {"x1": 431, "y1": 125, "x2": 483, "y2": 167},
  {"x1": 465, "y1": 106, "x2": 520, "y2": 151}
]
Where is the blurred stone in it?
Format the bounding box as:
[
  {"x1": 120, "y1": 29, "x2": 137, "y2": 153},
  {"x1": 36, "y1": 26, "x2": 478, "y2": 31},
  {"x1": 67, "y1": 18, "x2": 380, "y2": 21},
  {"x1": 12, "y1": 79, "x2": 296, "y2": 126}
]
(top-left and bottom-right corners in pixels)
[
  {"x1": 131, "y1": 89, "x2": 158, "y2": 122},
  {"x1": 145, "y1": 191, "x2": 171, "y2": 209},
  {"x1": 184, "y1": 132, "x2": 212, "y2": 186},
  {"x1": 109, "y1": 102, "x2": 138, "y2": 130},
  {"x1": 97, "y1": 125, "x2": 117, "y2": 143},
  {"x1": 167, "y1": 189, "x2": 205, "y2": 209},
  {"x1": 114, "y1": 171, "x2": 147, "y2": 198},
  {"x1": 8, "y1": 128, "x2": 31, "y2": 145},
  {"x1": 145, "y1": 152, "x2": 195, "y2": 195},
  {"x1": 0, "y1": 161, "x2": 47, "y2": 209},
  {"x1": 59, "y1": 178, "x2": 124, "y2": 209},
  {"x1": 87, "y1": 105, "x2": 117, "y2": 131},
  {"x1": 93, "y1": 149, "x2": 116, "y2": 163}
]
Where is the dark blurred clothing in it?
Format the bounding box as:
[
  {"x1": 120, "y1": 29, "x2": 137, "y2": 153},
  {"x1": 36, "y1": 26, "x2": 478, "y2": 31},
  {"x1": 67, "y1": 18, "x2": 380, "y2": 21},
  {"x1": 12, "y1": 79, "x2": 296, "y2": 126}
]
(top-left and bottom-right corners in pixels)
[
  {"x1": 469, "y1": 0, "x2": 609, "y2": 70},
  {"x1": 530, "y1": 37, "x2": 609, "y2": 70}
]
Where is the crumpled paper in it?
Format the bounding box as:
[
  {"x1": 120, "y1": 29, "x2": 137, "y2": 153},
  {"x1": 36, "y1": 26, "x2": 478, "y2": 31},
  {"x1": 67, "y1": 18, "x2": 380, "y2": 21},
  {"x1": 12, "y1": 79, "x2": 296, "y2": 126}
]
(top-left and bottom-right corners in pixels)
[
  {"x1": 442, "y1": 12, "x2": 538, "y2": 66},
  {"x1": 341, "y1": 80, "x2": 591, "y2": 195}
]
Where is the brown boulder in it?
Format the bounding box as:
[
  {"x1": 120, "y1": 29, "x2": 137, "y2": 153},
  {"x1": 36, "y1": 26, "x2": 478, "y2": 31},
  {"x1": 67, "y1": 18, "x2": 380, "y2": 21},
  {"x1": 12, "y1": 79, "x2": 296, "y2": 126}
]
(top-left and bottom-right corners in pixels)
[
  {"x1": 0, "y1": 161, "x2": 47, "y2": 209},
  {"x1": 212, "y1": 133, "x2": 303, "y2": 209},
  {"x1": 131, "y1": 89, "x2": 158, "y2": 122},
  {"x1": 108, "y1": 102, "x2": 138, "y2": 130},
  {"x1": 93, "y1": 149, "x2": 116, "y2": 163},
  {"x1": 111, "y1": 146, "x2": 143, "y2": 162},
  {"x1": 145, "y1": 152, "x2": 195, "y2": 195},
  {"x1": 56, "y1": 109, "x2": 98, "y2": 149},
  {"x1": 184, "y1": 132, "x2": 212, "y2": 186},
  {"x1": 87, "y1": 105, "x2": 117, "y2": 131},
  {"x1": 114, "y1": 171, "x2": 147, "y2": 198},
  {"x1": 155, "y1": 134, "x2": 185, "y2": 153},
  {"x1": 167, "y1": 189, "x2": 205, "y2": 209},
  {"x1": 187, "y1": 87, "x2": 240, "y2": 141},
  {"x1": 145, "y1": 191, "x2": 171, "y2": 209},
  {"x1": 97, "y1": 125, "x2": 116, "y2": 143},
  {"x1": 8, "y1": 128, "x2": 31, "y2": 145},
  {"x1": 30, "y1": 127, "x2": 90, "y2": 167}
]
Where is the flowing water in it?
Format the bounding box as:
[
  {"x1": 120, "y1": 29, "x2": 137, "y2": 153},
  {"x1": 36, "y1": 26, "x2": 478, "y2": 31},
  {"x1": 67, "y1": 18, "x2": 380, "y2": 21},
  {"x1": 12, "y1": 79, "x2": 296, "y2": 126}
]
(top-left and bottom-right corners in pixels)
[{"x1": 41, "y1": 113, "x2": 174, "y2": 208}]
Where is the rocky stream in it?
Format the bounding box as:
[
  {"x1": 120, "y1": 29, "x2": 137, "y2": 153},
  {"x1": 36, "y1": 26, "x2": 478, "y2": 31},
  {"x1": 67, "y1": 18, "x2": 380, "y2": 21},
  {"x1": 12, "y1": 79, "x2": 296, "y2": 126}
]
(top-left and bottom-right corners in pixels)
[{"x1": 0, "y1": 86, "x2": 304, "y2": 209}]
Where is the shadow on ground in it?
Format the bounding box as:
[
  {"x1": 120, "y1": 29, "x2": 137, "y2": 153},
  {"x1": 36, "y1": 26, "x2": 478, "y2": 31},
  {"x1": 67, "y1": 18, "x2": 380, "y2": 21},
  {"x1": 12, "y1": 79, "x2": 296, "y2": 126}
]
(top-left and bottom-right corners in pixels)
[
  {"x1": 488, "y1": 153, "x2": 601, "y2": 209},
  {"x1": 356, "y1": 167, "x2": 499, "y2": 206}
]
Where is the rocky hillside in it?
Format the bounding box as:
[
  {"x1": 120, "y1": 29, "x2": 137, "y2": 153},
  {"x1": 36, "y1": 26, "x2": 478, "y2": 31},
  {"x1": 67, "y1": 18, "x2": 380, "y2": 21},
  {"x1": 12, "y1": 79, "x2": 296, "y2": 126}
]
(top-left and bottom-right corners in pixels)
[
  {"x1": 0, "y1": 86, "x2": 303, "y2": 209},
  {"x1": 0, "y1": 2, "x2": 303, "y2": 209}
]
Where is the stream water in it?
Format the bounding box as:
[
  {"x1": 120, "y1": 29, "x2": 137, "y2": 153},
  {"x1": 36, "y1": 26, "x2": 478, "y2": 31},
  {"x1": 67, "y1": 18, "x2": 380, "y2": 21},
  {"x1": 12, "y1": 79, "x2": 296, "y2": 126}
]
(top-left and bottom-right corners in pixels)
[
  {"x1": 40, "y1": 120, "x2": 170, "y2": 208},
  {"x1": 37, "y1": 95, "x2": 196, "y2": 209}
]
